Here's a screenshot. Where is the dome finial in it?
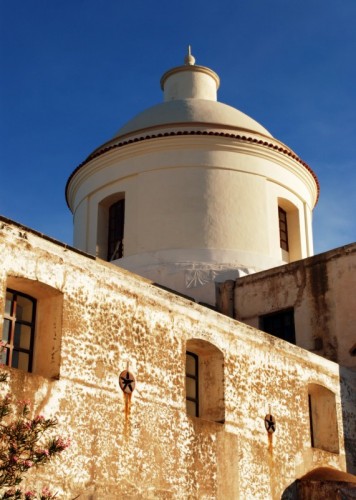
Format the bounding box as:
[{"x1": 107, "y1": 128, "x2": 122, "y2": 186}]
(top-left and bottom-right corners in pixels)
[{"x1": 184, "y1": 45, "x2": 196, "y2": 66}]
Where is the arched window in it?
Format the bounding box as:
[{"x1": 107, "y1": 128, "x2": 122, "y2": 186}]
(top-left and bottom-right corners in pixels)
[
  {"x1": 186, "y1": 351, "x2": 199, "y2": 417},
  {"x1": 277, "y1": 199, "x2": 302, "y2": 262},
  {"x1": 97, "y1": 194, "x2": 125, "y2": 261},
  {"x1": 278, "y1": 206, "x2": 289, "y2": 251},
  {"x1": 185, "y1": 339, "x2": 225, "y2": 423},
  {"x1": 308, "y1": 384, "x2": 339, "y2": 453},
  {"x1": 1, "y1": 277, "x2": 63, "y2": 378},
  {"x1": 107, "y1": 199, "x2": 125, "y2": 261},
  {"x1": 2, "y1": 289, "x2": 36, "y2": 372}
]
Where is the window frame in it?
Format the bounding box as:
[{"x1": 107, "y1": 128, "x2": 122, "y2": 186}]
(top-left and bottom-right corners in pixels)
[
  {"x1": 2, "y1": 288, "x2": 36, "y2": 372},
  {"x1": 3, "y1": 277, "x2": 64, "y2": 379},
  {"x1": 260, "y1": 308, "x2": 296, "y2": 344},
  {"x1": 278, "y1": 206, "x2": 289, "y2": 251},
  {"x1": 185, "y1": 339, "x2": 225, "y2": 423},
  {"x1": 107, "y1": 198, "x2": 125, "y2": 261},
  {"x1": 308, "y1": 394, "x2": 315, "y2": 448},
  {"x1": 186, "y1": 351, "x2": 199, "y2": 417}
]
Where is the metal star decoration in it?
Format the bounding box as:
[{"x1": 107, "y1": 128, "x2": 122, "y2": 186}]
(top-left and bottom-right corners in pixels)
[{"x1": 119, "y1": 370, "x2": 136, "y2": 394}]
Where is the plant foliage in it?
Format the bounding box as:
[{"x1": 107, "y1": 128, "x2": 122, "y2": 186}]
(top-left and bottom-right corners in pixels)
[{"x1": 0, "y1": 367, "x2": 69, "y2": 499}]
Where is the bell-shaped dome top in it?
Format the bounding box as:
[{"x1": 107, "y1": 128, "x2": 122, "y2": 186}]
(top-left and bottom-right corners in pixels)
[
  {"x1": 114, "y1": 47, "x2": 272, "y2": 139},
  {"x1": 115, "y1": 99, "x2": 272, "y2": 138}
]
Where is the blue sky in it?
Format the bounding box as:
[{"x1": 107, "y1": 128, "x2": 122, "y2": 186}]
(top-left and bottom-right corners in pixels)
[{"x1": 1, "y1": 0, "x2": 355, "y2": 254}]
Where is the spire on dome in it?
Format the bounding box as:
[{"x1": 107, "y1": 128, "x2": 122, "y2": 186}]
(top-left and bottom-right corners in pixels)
[{"x1": 184, "y1": 45, "x2": 196, "y2": 66}]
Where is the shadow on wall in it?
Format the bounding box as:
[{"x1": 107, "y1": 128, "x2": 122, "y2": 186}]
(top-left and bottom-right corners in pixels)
[{"x1": 339, "y1": 366, "x2": 356, "y2": 474}]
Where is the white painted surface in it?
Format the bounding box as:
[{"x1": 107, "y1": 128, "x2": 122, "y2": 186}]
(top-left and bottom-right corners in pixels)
[{"x1": 67, "y1": 56, "x2": 318, "y2": 304}]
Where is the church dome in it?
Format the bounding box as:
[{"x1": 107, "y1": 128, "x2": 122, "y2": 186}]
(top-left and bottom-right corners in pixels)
[
  {"x1": 67, "y1": 48, "x2": 319, "y2": 306},
  {"x1": 114, "y1": 98, "x2": 272, "y2": 138},
  {"x1": 113, "y1": 49, "x2": 272, "y2": 139}
]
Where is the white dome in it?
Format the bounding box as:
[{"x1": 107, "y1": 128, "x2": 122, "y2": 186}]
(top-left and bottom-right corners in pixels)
[
  {"x1": 114, "y1": 98, "x2": 272, "y2": 138},
  {"x1": 67, "y1": 50, "x2": 318, "y2": 306}
]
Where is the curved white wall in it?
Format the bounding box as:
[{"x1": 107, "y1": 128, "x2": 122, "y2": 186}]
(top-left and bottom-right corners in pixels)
[
  {"x1": 67, "y1": 57, "x2": 318, "y2": 304},
  {"x1": 162, "y1": 66, "x2": 219, "y2": 102},
  {"x1": 68, "y1": 134, "x2": 317, "y2": 304}
]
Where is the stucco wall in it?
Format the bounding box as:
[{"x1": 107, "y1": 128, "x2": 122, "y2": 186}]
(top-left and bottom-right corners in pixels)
[
  {"x1": 0, "y1": 218, "x2": 355, "y2": 499},
  {"x1": 69, "y1": 136, "x2": 316, "y2": 263},
  {"x1": 67, "y1": 133, "x2": 317, "y2": 306},
  {"x1": 234, "y1": 243, "x2": 356, "y2": 369}
]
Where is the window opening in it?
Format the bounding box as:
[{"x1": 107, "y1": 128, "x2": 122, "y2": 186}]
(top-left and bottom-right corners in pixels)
[
  {"x1": 107, "y1": 199, "x2": 125, "y2": 261},
  {"x1": 278, "y1": 206, "x2": 289, "y2": 251},
  {"x1": 308, "y1": 384, "x2": 339, "y2": 453},
  {"x1": 308, "y1": 394, "x2": 315, "y2": 448},
  {"x1": 186, "y1": 351, "x2": 199, "y2": 417},
  {"x1": 260, "y1": 309, "x2": 296, "y2": 344},
  {"x1": 2, "y1": 289, "x2": 36, "y2": 372},
  {"x1": 185, "y1": 339, "x2": 225, "y2": 423}
]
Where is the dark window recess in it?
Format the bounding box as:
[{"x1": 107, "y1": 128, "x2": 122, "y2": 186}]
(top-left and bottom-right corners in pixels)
[
  {"x1": 107, "y1": 199, "x2": 125, "y2": 261},
  {"x1": 349, "y1": 343, "x2": 356, "y2": 357},
  {"x1": 1, "y1": 289, "x2": 36, "y2": 372},
  {"x1": 308, "y1": 394, "x2": 315, "y2": 448},
  {"x1": 186, "y1": 351, "x2": 199, "y2": 417},
  {"x1": 278, "y1": 206, "x2": 289, "y2": 251},
  {"x1": 260, "y1": 309, "x2": 296, "y2": 344}
]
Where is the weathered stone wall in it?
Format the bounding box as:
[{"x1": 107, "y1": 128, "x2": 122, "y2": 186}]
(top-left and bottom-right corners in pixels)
[
  {"x1": 234, "y1": 243, "x2": 356, "y2": 369},
  {"x1": 1, "y1": 218, "x2": 355, "y2": 499}
]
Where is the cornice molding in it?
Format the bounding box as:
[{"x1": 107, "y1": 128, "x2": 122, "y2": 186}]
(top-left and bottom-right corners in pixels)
[
  {"x1": 66, "y1": 130, "x2": 319, "y2": 208},
  {"x1": 160, "y1": 64, "x2": 220, "y2": 90}
]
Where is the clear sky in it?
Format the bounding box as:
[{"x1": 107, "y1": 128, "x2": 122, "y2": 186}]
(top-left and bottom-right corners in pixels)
[{"x1": 1, "y1": 0, "x2": 355, "y2": 254}]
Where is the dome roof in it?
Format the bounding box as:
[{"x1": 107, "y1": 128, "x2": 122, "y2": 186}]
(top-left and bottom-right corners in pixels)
[
  {"x1": 114, "y1": 98, "x2": 272, "y2": 139},
  {"x1": 113, "y1": 48, "x2": 272, "y2": 139}
]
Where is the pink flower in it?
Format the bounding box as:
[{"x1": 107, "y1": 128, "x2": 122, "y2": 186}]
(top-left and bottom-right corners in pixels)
[
  {"x1": 37, "y1": 448, "x2": 49, "y2": 457},
  {"x1": 55, "y1": 436, "x2": 71, "y2": 450},
  {"x1": 18, "y1": 399, "x2": 31, "y2": 406},
  {"x1": 41, "y1": 486, "x2": 53, "y2": 495},
  {"x1": 3, "y1": 393, "x2": 12, "y2": 403},
  {"x1": 23, "y1": 460, "x2": 34, "y2": 468}
]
